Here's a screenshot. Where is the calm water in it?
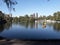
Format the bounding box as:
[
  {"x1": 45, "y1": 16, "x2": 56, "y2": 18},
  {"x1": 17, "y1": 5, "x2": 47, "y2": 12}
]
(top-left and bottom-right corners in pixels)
[{"x1": 0, "y1": 22, "x2": 60, "y2": 40}]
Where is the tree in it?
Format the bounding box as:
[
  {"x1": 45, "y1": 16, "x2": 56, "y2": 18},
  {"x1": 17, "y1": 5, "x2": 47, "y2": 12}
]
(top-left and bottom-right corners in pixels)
[
  {"x1": 43, "y1": 16, "x2": 46, "y2": 19},
  {"x1": 25, "y1": 14, "x2": 29, "y2": 18},
  {"x1": 0, "y1": 11, "x2": 4, "y2": 20},
  {"x1": 53, "y1": 12, "x2": 57, "y2": 20},
  {"x1": 56, "y1": 12, "x2": 60, "y2": 20},
  {"x1": 3, "y1": 0, "x2": 17, "y2": 17},
  {"x1": 46, "y1": 15, "x2": 53, "y2": 20},
  {"x1": 53, "y1": 11, "x2": 60, "y2": 20}
]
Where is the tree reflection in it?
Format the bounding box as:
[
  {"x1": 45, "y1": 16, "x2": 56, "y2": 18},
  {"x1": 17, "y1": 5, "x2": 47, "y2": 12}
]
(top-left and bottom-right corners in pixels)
[
  {"x1": 19, "y1": 22, "x2": 29, "y2": 28},
  {"x1": 42, "y1": 22, "x2": 46, "y2": 28},
  {"x1": 19, "y1": 22, "x2": 35, "y2": 29},
  {"x1": 4, "y1": 22, "x2": 12, "y2": 30},
  {"x1": 53, "y1": 23, "x2": 60, "y2": 31},
  {"x1": 42, "y1": 24, "x2": 46, "y2": 28},
  {"x1": 29, "y1": 22, "x2": 35, "y2": 28},
  {"x1": 0, "y1": 24, "x2": 5, "y2": 32},
  {"x1": 0, "y1": 22, "x2": 12, "y2": 32}
]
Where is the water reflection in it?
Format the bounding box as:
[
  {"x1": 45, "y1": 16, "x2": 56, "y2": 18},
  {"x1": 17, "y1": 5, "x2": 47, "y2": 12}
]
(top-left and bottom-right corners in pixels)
[
  {"x1": 19, "y1": 22, "x2": 29, "y2": 28},
  {"x1": 0, "y1": 21, "x2": 60, "y2": 32},
  {"x1": 0, "y1": 21, "x2": 60, "y2": 40},
  {"x1": 18, "y1": 22, "x2": 60, "y2": 31},
  {"x1": 42, "y1": 24, "x2": 46, "y2": 28},
  {"x1": 42, "y1": 22, "x2": 46, "y2": 28},
  {"x1": 19, "y1": 21, "x2": 47, "y2": 29},
  {"x1": 0, "y1": 22, "x2": 12, "y2": 32},
  {"x1": 29, "y1": 22, "x2": 35, "y2": 28},
  {"x1": 0, "y1": 24, "x2": 5, "y2": 32},
  {"x1": 53, "y1": 23, "x2": 60, "y2": 31},
  {"x1": 35, "y1": 22, "x2": 38, "y2": 29},
  {"x1": 19, "y1": 22, "x2": 35, "y2": 28}
]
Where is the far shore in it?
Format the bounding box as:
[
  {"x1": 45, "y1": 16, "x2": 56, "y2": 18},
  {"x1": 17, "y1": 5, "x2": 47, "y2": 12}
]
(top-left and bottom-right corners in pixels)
[{"x1": 46, "y1": 20, "x2": 60, "y2": 23}]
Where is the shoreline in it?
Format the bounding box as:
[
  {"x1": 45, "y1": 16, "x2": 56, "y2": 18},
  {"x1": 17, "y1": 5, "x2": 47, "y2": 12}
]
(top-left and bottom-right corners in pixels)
[
  {"x1": 0, "y1": 20, "x2": 6, "y2": 24},
  {"x1": 0, "y1": 39, "x2": 60, "y2": 45}
]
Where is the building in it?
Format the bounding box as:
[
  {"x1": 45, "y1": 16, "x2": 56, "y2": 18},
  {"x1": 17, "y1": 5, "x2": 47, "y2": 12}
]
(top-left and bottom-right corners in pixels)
[{"x1": 36, "y1": 13, "x2": 38, "y2": 19}]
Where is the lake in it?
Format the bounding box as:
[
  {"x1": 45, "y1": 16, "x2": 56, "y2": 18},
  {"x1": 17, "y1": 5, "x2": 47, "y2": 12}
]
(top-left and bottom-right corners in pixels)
[{"x1": 0, "y1": 21, "x2": 60, "y2": 40}]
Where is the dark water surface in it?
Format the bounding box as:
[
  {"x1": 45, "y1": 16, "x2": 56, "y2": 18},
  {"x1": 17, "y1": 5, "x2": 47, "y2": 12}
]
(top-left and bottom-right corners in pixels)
[{"x1": 0, "y1": 22, "x2": 60, "y2": 40}]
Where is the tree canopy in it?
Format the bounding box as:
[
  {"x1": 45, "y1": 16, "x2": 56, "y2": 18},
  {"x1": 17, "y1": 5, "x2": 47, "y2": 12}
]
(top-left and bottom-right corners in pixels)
[{"x1": 3, "y1": 0, "x2": 17, "y2": 12}]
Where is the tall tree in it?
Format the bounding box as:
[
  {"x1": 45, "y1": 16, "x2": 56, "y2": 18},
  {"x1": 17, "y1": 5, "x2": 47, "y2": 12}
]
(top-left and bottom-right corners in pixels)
[{"x1": 3, "y1": 0, "x2": 17, "y2": 17}]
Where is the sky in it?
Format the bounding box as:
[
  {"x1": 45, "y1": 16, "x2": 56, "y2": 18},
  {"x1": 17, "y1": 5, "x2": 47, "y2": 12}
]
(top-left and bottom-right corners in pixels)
[{"x1": 0, "y1": 0, "x2": 60, "y2": 17}]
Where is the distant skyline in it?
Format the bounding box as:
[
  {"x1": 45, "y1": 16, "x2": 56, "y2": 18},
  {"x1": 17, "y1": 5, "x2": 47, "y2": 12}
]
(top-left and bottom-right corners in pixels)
[{"x1": 0, "y1": 0, "x2": 60, "y2": 17}]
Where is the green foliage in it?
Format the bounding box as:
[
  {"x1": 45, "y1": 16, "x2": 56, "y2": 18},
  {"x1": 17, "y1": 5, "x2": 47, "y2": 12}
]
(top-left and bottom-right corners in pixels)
[
  {"x1": 39, "y1": 16, "x2": 46, "y2": 20},
  {"x1": 13, "y1": 17, "x2": 19, "y2": 22},
  {"x1": 0, "y1": 11, "x2": 4, "y2": 20},
  {"x1": 53, "y1": 11, "x2": 60, "y2": 20},
  {"x1": 30, "y1": 18, "x2": 35, "y2": 23},
  {"x1": 46, "y1": 15, "x2": 53, "y2": 20},
  {"x1": 38, "y1": 11, "x2": 60, "y2": 21},
  {"x1": 13, "y1": 15, "x2": 35, "y2": 23},
  {"x1": 0, "y1": 11, "x2": 12, "y2": 23},
  {"x1": 18, "y1": 15, "x2": 30, "y2": 22},
  {"x1": 3, "y1": 0, "x2": 17, "y2": 12}
]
